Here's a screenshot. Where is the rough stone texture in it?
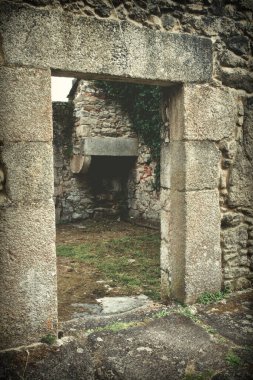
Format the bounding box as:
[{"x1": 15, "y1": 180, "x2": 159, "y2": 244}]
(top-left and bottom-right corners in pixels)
[
  {"x1": 219, "y1": 96, "x2": 253, "y2": 290},
  {"x1": 184, "y1": 190, "x2": 222, "y2": 302},
  {"x1": 170, "y1": 84, "x2": 238, "y2": 142},
  {"x1": 0, "y1": 201, "x2": 57, "y2": 350},
  {"x1": 0, "y1": 4, "x2": 212, "y2": 84},
  {"x1": 170, "y1": 141, "x2": 220, "y2": 191},
  {"x1": 53, "y1": 81, "x2": 161, "y2": 224},
  {"x1": 0, "y1": 338, "x2": 95, "y2": 380},
  {"x1": 1, "y1": 142, "x2": 54, "y2": 202},
  {"x1": 86, "y1": 314, "x2": 232, "y2": 380},
  {"x1": 170, "y1": 190, "x2": 222, "y2": 303},
  {"x1": 83, "y1": 137, "x2": 139, "y2": 156},
  {"x1": 1, "y1": 291, "x2": 252, "y2": 380},
  {"x1": 0, "y1": 0, "x2": 252, "y2": 349},
  {"x1": 160, "y1": 141, "x2": 170, "y2": 189},
  {"x1": 0, "y1": 66, "x2": 52, "y2": 142}
]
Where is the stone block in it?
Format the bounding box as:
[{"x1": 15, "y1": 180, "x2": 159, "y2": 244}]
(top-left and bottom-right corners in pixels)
[
  {"x1": 170, "y1": 141, "x2": 220, "y2": 191},
  {"x1": 0, "y1": 4, "x2": 212, "y2": 83},
  {"x1": 169, "y1": 84, "x2": 237, "y2": 141},
  {"x1": 160, "y1": 142, "x2": 170, "y2": 189},
  {"x1": 170, "y1": 189, "x2": 221, "y2": 303},
  {"x1": 83, "y1": 137, "x2": 139, "y2": 156},
  {"x1": 0, "y1": 66, "x2": 52, "y2": 142},
  {"x1": 220, "y1": 67, "x2": 253, "y2": 93},
  {"x1": 0, "y1": 201, "x2": 57, "y2": 349},
  {"x1": 2, "y1": 142, "x2": 54, "y2": 202}
]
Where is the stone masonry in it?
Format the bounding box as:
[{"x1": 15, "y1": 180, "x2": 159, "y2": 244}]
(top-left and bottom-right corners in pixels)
[
  {"x1": 0, "y1": 0, "x2": 252, "y2": 349},
  {"x1": 53, "y1": 80, "x2": 161, "y2": 223}
]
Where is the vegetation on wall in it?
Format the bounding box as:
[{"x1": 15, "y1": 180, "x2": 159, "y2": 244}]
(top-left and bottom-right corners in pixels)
[
  {"x1": 53, "y1": 102, "x2": 75, "y2": 158},
  {"x1": 95, "y1": 81, "x2": 163, "y2": 190}
]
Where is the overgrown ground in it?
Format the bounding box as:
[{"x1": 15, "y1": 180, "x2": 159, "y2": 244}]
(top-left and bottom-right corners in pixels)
[{"x1": 56, "y1": 219, "x2": 160, "y2": 321}]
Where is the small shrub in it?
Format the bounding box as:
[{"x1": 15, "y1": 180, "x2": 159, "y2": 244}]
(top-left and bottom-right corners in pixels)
[
  {"x1": 226, "y1": 351, "x2": 242, "y2": 367},
  {"x1": 197, "y1": 289, "x2": 230, "y2": 305},
  {"x1": 40, "y1": 334, "x2": 57, "y2": 345}
]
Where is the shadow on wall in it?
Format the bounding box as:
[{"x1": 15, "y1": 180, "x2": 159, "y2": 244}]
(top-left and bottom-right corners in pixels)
[{"x1": 85, "y1": 156, "x2": 136, "y2": 220}]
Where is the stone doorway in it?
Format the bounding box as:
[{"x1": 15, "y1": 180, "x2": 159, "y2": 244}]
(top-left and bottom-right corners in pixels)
[
  {"x1": 52, "y1": 78, "x2": 162, "y2": 321},
  {"x1": 1, "y1": 3, "x2": 224, "y2": 350}
]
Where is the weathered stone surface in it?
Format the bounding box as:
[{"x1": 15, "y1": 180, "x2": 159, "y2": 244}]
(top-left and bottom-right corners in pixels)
[
  {"x1": 219, "y1": 49, "x2": 248, "y2": 68},
  {"x1": 160, "y1": 142, "x2": 170, "y2": 189},
  {"x1": 169, "y1": 84, "x2": 238, "y2": 141},
  {"x1": 0, "y1": 337, "x2": 95, "y2": 380},
  {"x1": 0, "y1": 66, "x2": 52, "y2": 142},
  {"x1": 0, "y1": 4, "x2": 212, "y2": 83},
  {"x1": 170, "y1": 141, "x2": 220, "y2": 191},
  {"x1": 83, "y1": 137, "x2": 139, "y2": 156},
  {"x1": 226, "y1": 35, "x2": 251, "y2": 56},
  {"x1": 228, "y1": 145, "x2": 253, "y2": 209},
  {"x1": 70, "y1": 154, "x2": 91, "y2": 174},
  {"x1": 220, "y1": 67, "x2": 253, "y2": 93},
  {"x1": 2, "y1": 142, "x2": 54, "y2": 202},
  {"x1": 170, "y1": 190, "x2": 221, "y2": 303},
  {"x1": 0, "y1": 201, "x2": 57, "y2": 349}
]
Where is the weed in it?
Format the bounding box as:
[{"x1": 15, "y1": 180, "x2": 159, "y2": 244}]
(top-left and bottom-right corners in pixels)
[
  {"x1": 204, "y1": 326, "x2": 217, "y2": 334},
  {"x1": 57, "y1": 233, "x2": 161, "y2": 300},
  {"x1": 178, "y1": 306, "x2": 198, "y2": 322},
  {"x1": 226, "y1": 351, "x2": 242, "y2": 367},
  {"x1": 154, "y1": 309, "x2": 170, "y2": 318},
  {"x1": 197, "y1": 289, "x2": 230, "y2": 305},
  {"x1": 40, "y1": 334, "x2": 57, "y2": 345},
  {"x1": 86, "y1": 321, "x2": 143, "y2": 335}
]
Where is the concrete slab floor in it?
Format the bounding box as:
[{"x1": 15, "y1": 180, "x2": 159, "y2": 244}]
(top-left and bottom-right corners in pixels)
[{"x1": 0, "y1": 289, "x2": 252, "y2": 380}]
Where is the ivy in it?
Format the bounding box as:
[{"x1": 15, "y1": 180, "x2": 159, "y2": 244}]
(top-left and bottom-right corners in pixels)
[{"x1": 94, "y1": 81, "x2": 162, "y2": 190}]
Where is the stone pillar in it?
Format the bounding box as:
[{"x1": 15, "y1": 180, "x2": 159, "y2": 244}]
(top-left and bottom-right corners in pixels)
[
  {"x1": 0, "y1": 66, "x2": 57, "y2": 349},
  {"x1": 161, "y1": 84, "x2": 237, "y2": 303}
]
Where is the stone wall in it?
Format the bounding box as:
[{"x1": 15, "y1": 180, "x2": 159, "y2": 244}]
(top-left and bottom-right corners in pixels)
[
  {"x1": 53, "y1": 80, "x2": 161, "y2": 223},
  {"x1": 51, "y1": 0, "x2": 252, "y2": 288},
  {"x1": 0, "y1": 0, "x2": 252, "y2": 348}
]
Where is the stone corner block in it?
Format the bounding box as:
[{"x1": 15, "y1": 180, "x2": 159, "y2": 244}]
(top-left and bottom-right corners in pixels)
[
  {"x1": 171, "y1": 141, "x2": 221, "y2": 191},
  {"x1": 0, "y1": 66, "x2": 52, "y2": 142},
  {"x1": 169, "y1": 84, "x2": 237, "y2": 142},
  {"x1": 2, "y1": 142, "x2": 54, "y2": 202},
  {"x1": 170, "y1": 189, "x2": 222, "y2": 303},
  {"x1": 184, "y1": 189, "x2": 222, "y2": 302},
  {"x1": 0, "y1": 201, "x2": 57, "y2": 349}
]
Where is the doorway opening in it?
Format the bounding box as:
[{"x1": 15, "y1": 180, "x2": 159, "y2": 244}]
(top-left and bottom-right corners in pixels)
[{"x1": 52, "y1": 76, "x2": 164, "y2": 321}]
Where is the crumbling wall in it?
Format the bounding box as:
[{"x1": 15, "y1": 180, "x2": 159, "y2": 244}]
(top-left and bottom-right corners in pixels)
[
  {"x1": 49, "y1": 0, "x2": 253, "y2": 288},
  {"x1": 0, "y1": 4, "x2": 252, "y2": 342},
  {"x1": 53, "y1": 81, "x2": 161, "y2": 223}
]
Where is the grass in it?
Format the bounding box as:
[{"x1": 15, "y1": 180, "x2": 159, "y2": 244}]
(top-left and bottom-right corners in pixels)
[
  {"x1": 225, "y1": 350, "x2": 242, "y2": 367},
  {"x1": 57, "y1": 233, "x2": 161, "y2": 300},
  {"x1": 86, "y1": 321, "x2": 144, "y2": 335},
  {"x1": 197, "y1": 289, "x2": 230, "y2": 305}
]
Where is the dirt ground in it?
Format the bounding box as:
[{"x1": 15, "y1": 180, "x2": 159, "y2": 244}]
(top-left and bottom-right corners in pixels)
[{"x1": 56, "y1": 219, "x2": 160, "y2": 321}]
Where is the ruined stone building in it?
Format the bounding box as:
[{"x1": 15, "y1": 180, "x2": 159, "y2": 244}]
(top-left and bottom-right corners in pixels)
[
  {"x1": 53, "y1": 80, "x2": 160, "y2": 224},
  {"x1": 0, "y1": 0, "x2": 252, "y2": 350}
]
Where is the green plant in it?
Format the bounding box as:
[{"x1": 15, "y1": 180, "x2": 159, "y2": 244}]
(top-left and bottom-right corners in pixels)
[
  {"x1": 57, "y1": 232, "x2": 161, "y2": 300},
  {"x1": 225, "y1": 351, "x2": 242, "y2": 367},
  {"x1": 86, "y1": 321, "x2": 143, "y2": 335},
  {"x1": 94, "y1": 81, "x2": 162, "y2": 190},
  {"x1": 154, "y1": 309, "x2": 170, "y2": 318},
  {"x1": 197, "y1": 289, "x2": 230, "y2": 305},
  {"x1": 178, "y1": 306, "x2": 198, "y2": 322},
  {"x1": 40, "y1": 334, "x2": 57, "y2": 345}
]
